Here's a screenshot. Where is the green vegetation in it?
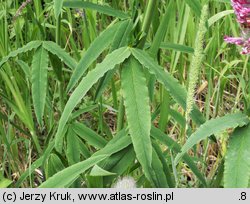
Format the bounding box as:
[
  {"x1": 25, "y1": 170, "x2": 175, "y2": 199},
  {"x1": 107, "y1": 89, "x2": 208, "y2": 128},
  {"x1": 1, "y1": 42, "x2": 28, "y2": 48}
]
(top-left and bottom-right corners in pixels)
[{"x1": 0, "y1": 0, "x2": 250, "y2": 188}]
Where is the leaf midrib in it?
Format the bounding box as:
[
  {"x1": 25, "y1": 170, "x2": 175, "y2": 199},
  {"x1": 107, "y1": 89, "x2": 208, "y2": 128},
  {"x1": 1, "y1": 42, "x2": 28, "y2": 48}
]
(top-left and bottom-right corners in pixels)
[{"x1": 129, "y1": 64, "x2": 151, "y2": 166}]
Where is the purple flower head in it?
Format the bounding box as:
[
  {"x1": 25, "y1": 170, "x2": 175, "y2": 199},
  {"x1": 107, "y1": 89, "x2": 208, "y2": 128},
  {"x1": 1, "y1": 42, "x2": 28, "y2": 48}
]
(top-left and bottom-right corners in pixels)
[
  {"x1": 225, "y1": 0, "x2": 250, "y2": 54},
  {"x1": 231, "y1": 0, "x2": 250, "y2": 26}
]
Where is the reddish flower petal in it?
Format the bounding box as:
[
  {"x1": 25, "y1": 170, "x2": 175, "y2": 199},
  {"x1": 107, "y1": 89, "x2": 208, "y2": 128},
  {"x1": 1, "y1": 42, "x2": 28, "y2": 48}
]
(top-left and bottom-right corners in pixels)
[{"x1": 224, "y1": 36, "x2": 244, "y2": 45}]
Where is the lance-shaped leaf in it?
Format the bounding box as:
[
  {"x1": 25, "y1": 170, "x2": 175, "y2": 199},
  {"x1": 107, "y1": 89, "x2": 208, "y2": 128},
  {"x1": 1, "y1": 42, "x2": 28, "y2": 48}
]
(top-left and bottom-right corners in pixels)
[
  {"x1": 43, "y1": 41, "x2": 77, "y2": 70},
  {"x1": 224, "y1": 124, "x2": 250, "y2": 188},
  {"x1": 95, "y1": 19, "x2": 133, "y2": 101},
  {"x1": 0, "y1": 41, "x2": 42, "y2": 68},
  {"x1": 67, "y1": 21, "x2": 122, "y2": 92},
  {"x1": 63, "y1": 1, "x2": 129, "y2": 19},
  {"x1": 72, "y1": 122, "x2": 107, "y2": 149},
  {"x1": 121, "y1": 56, "x2": 152, "y2": 176},
  {"x1": 41, "y1": 130, "x2": 130, "y2": 187},
  {"x1": 31, "y1": 46, "x2": 49, "y2": 125},
  {"x1": 55, "y1": 47, "x2": 131, "y2": 152}
]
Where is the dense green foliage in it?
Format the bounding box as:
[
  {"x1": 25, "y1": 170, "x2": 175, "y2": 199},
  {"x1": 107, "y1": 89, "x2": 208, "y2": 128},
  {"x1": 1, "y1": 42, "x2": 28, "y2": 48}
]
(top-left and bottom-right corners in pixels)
[{"x1": 0, "y1": 0, "x2": 250, "y2": 188}]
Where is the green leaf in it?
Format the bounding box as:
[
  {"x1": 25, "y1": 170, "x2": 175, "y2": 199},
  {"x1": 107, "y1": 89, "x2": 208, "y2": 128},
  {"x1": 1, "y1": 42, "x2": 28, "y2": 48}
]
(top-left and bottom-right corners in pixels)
[
  {"x1": 39, "y1": 155, "x2": 108, "y2": 188},
  {"x1": 93, "y1": 129, "x2": 131, "y2": 157},
  {"x1": 67, "y1": 21, "x2": 122, "y2": 92},
  {"x1": 63, "y1": 1, "x2": 129, "y2": 19},
  {"x1": 103, "y1": 147, "x2": 135, "y2": 185},
  {"x1": 224, "y1": 124, "x2": 250, "y2": 188},
  {"x1": 66, "y1": 127, "x2": 80, "y2": 165},
  {"x1": 0, "y1": 41, "x2": 42, "y2": 68},
  {"x1": 0, "y1": 176, "x2": 12, "y2": 188},
  {"x1": 175, "y1": 113, "x2": 249, "y2": 164},
  {"x1": 31, "y1": 46, "x2": 49, "y2": 125},
  {"x1": 46, "y1": 154, "x2": 65, "y2": 178},
  {"x1": 149, "y1": 146, "x2": 169, "y2": 187},
  {"x1": 54, "y1": 0, "x2": 64, "y2": 18},
  {"x1": 153, "y1": 142, "x2": 175, "y2": 188},
  {"x1": 184, "y1": 0, "x2": 202, "y2": 16},
  {"x1": 160, "y1": 42, "x2": 194, "y2": 54},
  {"x1": 131, "y1": 48, "x2": 205, "y2": 126},
  {"x1": 48, "y1": 52, "x2": 63, "y2": 81},
  {"x1": 95, "y1": 19, "x2": 133, "y2": 101},
  {"x1": 121, "y1": 57, "x2": 152, "y2": 177},
  {"x1": 43, "y1": 41, "x2": 77, "y2": 70},
  {"x1": 208, "y1": 10, "x2": 234, "y2": 27},
  {"x1": 76, "y1": 137, "x2": 91, "y2": 159},
  {"x1": 55, "y1": 47, "x2": 131, "y2": 152},
  {"x1": 72, "y1": 122, "x2": 107, "y2": 149},
  {"x1": 16, "y1": 60, "x2": 31, "y2": 79},
  {"x1": 148, "y1": 1, "x2": 173, "y2": 57},
  {"x1": 90, "y1": 165, "x2": 116, "y2": 176}
]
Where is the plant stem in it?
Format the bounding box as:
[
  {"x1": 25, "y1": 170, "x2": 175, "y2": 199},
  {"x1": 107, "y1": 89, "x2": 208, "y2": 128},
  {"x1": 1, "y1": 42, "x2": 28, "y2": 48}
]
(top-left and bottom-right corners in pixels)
[
  {"x1": 117, "y1": 98, "x2": 125, "y2": 131},
  {"x1": 137, "y1": 0, "x2": 158, "y2": 49},
  {"x1": 56, "y1": 15, "x2": 65, "y2": 112},
  {"x1": 149, "y1": 2, "x2": 171, "y2": 57},
  {"x1": 233, "y1": 56, "x2": 249, "y2": 111}
]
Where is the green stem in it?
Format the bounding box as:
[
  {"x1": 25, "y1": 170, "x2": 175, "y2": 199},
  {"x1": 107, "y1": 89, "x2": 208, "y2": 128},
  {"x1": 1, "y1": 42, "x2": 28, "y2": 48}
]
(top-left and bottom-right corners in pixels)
[
  {"x1": 56, "y1": 15, "x2": 65, "y2": 112},
  {"x1": 30, "y1": 130, "x2": 42, "y2": 155},
  {"x1": 149, "y1": 2, "x2": 172, "y2": 57},
  {"x1": 111, "y1": 79, "x2": 118, "y2": 110},
  {"x1": 138, "y1": 0, "x2": 158, "y2": 49},
  {"x1": 56, "y1": 15, "x2": 61, "y2": 45},
  {"x1": 147, "y1": 3, "x2": 171, "y2": 101},
  {"x1": 4, "y1": 0, "x2": 8, "y2": 54},
  {"x1": 117, "y1": 98, "x2": 125, "y2": 131}
]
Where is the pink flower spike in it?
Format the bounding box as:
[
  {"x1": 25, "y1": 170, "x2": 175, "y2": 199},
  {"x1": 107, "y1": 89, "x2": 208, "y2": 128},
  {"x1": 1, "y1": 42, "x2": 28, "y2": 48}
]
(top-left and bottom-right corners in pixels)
[
  {"x1": 231, "y1": 0, "x2": 250, "y2": 27},
  {"x1": 224, "y1": 1, "x2": 250, "y2": 54},
  {"x1": 224, "y1": 36, "x2": 244, "y2": 45}
]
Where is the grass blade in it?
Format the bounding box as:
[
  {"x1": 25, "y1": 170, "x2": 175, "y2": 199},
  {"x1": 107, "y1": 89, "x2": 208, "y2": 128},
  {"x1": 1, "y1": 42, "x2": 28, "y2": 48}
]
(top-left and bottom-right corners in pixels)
[
  {"x1": 63, "y1": 1, "x2": 129, "y2": 19},
  {"x1": 151, "y1": 126, "x2": 207, "y2": 186},
  {"x1": 208, "y1": 10, "x2": 234, "y2": 27},
  {"x1": 175, "y1": 113, "x2": 249, "y2": 164},
  {"x1": 184, "y1": 0, "x2": 201, "y2": 16},
  {"x1": 160, "y1": 42, "x2": 194, "y2": 54}
]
